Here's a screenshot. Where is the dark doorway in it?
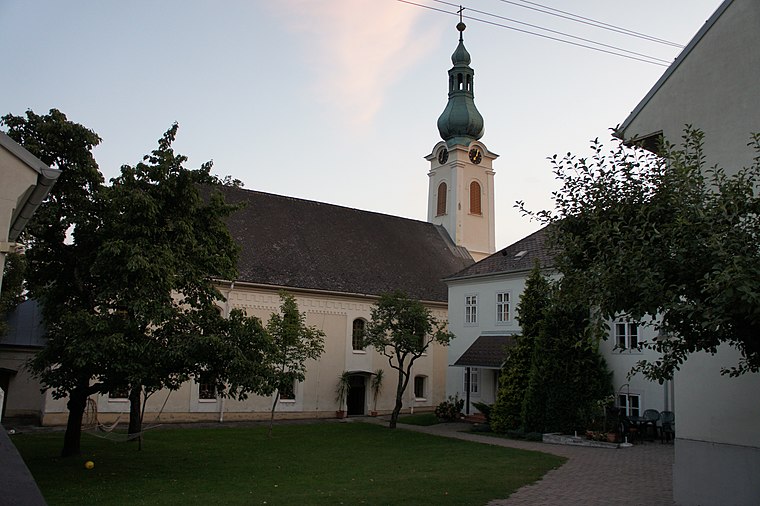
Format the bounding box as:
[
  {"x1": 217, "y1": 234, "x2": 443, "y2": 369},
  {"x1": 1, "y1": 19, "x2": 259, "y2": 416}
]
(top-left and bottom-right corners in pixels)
[{"x1": 346, "y1": 374, "x2": 366, "y2": 416}]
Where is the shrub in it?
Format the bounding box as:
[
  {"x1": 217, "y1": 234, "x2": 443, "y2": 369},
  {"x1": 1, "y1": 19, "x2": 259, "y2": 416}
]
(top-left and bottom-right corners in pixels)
[{"x1": 435, "y1": 395, "x2": 464, "y2": 421}]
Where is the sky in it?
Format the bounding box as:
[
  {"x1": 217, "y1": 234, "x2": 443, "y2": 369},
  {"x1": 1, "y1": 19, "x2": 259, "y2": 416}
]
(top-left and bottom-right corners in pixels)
[{"x1": 2, "y1": 0, "x2": 723, "y2": 248}]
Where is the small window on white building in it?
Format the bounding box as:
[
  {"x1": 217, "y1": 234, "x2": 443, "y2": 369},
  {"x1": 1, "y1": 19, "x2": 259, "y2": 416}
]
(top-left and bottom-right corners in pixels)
[
  {"x1": 198, "y1": 382, "x2": 217, "y2": 400},
  {"x1": 496, "y1": 292, "x2": 510, "y2": 323},
  {"x1": 463, "y1": 367, "x2": 479, "y2": 395},
  {"x1": 352, "y1": 318, "x2": 366, "y2": 351},
  {"x1": 615, "y1": 321, "x2": 639, "y2": 350},
  {"x1": 465, "y1": 294, "x2": 478, "y2": 325},
  {"x1": 279, "y1": 379, "x2": 296, "y2": 401},
  {"x1": 618, "y1": 393, "x2": 640, "y2": 417},
  {"x1": 108, "y1": 388, "x2": 129, "y2": 401},
  {"x1": 414, "y1": 376, "x2": 427, "y2": 399}
]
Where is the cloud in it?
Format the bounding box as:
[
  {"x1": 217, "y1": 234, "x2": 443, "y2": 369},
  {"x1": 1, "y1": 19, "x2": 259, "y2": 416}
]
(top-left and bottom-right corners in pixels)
[{"x1": 268, "y1": 0, "x2": 443, "y2": 126}]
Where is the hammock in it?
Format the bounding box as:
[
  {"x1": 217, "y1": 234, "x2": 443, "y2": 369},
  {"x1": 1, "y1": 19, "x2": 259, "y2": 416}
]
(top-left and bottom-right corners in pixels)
[{"x1": 81, "y1": 390, "x2": 171, "y2": 443}]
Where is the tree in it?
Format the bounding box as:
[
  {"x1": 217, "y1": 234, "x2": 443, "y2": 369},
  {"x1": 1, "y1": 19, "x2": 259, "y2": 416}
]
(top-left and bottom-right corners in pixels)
[
  {"x1": 364, "y1": 291, "x2": 455, "y2": 428},
  {"x1": 490, "y1": 264, "x2": 549, "y2": 432},
  {"x1": 3, "y1": 109, "x2": 106, "y2": 457},
  {"x1": 3, "y1": 110, "x2": 245, "y2": 456},
  {"x1": 264, "y1": 292, "x2": 325, "y2": 436},
  {"x1": 519, "y1": 280, "x2": 611, "y2": 434},
  {"x1": 522, "y1": 128, "x2": 760, "y2": 379},
  {"x1": 91, "y1": 123, "x2": 241, "y2": 441}
]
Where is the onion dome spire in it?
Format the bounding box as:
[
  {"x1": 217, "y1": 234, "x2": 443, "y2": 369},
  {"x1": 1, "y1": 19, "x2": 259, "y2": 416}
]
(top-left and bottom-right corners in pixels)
[{"x1": 436, "y1": 19, "x2": 484, "y2": 146}]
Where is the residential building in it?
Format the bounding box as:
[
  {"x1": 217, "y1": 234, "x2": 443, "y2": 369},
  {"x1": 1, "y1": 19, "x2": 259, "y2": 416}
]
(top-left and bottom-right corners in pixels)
[
  {"x1": 616, "y1": 1, "x2": 760, "y2": 504},
  {"x1": 0, "y1": 131, "x2": 59, "y2": 422}
]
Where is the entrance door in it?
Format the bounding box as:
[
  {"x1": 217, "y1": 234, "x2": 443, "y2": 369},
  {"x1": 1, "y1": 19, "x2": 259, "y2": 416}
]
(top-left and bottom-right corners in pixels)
[{"x1": 346, "y1": 374, "x2": 366, "y2": 416}]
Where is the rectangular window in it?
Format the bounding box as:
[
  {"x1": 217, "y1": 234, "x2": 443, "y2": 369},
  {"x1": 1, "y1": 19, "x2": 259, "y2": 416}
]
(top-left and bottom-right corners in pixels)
[
  {"x1": 462, "y1": 367, "x2": 479, "y2": 394},
  {"x1": 198, "y1": 382, "x2": 217, "y2": 400},
  {"x1": 279, "y1": 380, "x2": 296, "y2": 401},
  {"x1": 618, "y1": 393, "x2": 641, "y2": 417},
  {"x1": 615, "y1": 321, "x2": 639, "y2": 350},
  {"x1": 108, "y1": 388, "x2": 129, "y2": 401},
  {"x1": 470, "y1": 367, "x2": 479, "y2": 394},
  {"x1": 496, "y1": 292, "x2": 510, "y2": 323},
  {"x1": 414, "y1": 376, "x2": 426, "y2": 399},
  {"x1": 465, "y1": 295, "x2": 478, "y2": 325}
]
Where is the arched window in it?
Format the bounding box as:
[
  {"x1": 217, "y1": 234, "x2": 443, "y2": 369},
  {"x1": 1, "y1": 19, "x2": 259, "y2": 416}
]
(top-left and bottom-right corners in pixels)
[
  {"x1": 436, "y1": 182, "x2": 447, "y2": 216},
  {"x1": 352, "y1": 319, "x2": 365, "y2": 351},
  {"x1": 470, "y1": 181, "x2": 482, "y2": 215}
]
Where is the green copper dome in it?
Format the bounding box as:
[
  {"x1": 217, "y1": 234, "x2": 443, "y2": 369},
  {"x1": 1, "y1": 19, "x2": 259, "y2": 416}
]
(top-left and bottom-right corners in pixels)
[{"x1": 437, "y1": 22, "x2": 484, "y2": 146}]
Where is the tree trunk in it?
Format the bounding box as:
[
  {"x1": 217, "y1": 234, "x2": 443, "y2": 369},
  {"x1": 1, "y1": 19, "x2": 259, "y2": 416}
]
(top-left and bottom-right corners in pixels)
[
  {"x1": 389, "y1": 371, "x2": 406, "y2": 429},
  {"x1": 268, "y1": 390, "x2": 280, "y2": 438},
  {"x1": 61, "y1": 385, "x2": 88, "y2": 458},
  {"x1": 128, "y1": 385, "x2": 142, "y2": 446}
]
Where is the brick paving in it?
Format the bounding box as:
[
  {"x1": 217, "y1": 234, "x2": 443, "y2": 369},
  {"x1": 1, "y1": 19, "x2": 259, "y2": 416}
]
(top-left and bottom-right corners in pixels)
[{"x1": 368, "y1": 419, "x2": 674, "y2": 506}]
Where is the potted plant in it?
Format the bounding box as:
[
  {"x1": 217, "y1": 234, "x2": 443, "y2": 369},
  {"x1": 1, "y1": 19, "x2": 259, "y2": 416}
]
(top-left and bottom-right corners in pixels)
[
  {"x1": 335, "y1": 371, "x2": 351, "y2": 419},
  {"x1": 370, "y1": 369, "x2": 384, "y2": 416}
]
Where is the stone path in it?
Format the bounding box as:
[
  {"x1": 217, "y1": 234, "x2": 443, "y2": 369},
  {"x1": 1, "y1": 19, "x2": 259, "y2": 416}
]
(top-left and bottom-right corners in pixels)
[{"x1": 364, "y1": 418, "x2": 674, "y2": 506}]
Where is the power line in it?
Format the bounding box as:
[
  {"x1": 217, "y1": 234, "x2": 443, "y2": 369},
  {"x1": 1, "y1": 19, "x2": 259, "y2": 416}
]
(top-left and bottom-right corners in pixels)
[
  {"x1": 397, "y1": 1, "x2": 671, "y2": 66},
  {"x1": 433, "y1": 0, "x2": 672, "y2": 64},
  {"x1": 509, "y1": 0, "x2": 684, "y2": 48}
]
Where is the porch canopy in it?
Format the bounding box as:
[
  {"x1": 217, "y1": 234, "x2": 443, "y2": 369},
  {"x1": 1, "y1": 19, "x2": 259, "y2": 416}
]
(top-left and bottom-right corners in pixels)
[{"x1": 453, "y1": 334, "x2": 516, "y2": 369}]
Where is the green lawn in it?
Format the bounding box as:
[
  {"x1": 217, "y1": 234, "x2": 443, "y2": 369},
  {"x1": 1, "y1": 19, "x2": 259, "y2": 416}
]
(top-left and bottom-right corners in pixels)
[
  {"x1": 396, "y1": 413, "x2": 441, "y2": 426},
  {"x1": 13, "y1": 422, "x2": 565, "y2": 506}
]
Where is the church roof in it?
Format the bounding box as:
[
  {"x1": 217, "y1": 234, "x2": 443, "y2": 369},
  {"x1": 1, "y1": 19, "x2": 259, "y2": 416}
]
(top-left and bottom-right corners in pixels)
[
  {"x1": 214, "y1": 185, "x2": 474, "y2": 302},
  {"x1": 445, "y1": 226, "x2": 554, "y2": 281}
]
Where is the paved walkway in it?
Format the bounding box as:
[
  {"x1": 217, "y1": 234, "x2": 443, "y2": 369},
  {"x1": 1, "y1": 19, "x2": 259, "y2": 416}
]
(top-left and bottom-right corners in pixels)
[{"x1": 364, "y1": 418, "x2": 674, "y2": 506}]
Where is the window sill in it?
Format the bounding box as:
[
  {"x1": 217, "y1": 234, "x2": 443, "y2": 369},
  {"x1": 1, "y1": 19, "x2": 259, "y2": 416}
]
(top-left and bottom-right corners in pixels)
[
  {"x1": 107, "y1": 398, "x2": 128, "y2": 403},
  {"x1": 198, "y1": 398, "x2": 218, "y2": 403},
  {"x1": 352, "y1": 349, "x2": 367, "y2": 355},
  {"x1": 414, "y1": 397, "x2": 427, "y2": 402},
  {"x1": 279, "y1": 399, "x2": 296, "y2": 404}
]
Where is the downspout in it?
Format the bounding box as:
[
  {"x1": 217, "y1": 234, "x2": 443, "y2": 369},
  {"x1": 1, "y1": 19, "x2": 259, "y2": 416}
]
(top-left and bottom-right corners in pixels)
[
  {"x1": 465, "y1": 367, "x2": 471, "y2": 415},
  {"x1": 219, "y1": 281, "x2": 235, "y2": 423}
]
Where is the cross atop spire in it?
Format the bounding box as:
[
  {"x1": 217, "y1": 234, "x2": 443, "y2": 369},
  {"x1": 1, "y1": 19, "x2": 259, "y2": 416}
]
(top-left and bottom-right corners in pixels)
[{"x1": 457, "y1": 6, "x2": 466, "y2": 41}]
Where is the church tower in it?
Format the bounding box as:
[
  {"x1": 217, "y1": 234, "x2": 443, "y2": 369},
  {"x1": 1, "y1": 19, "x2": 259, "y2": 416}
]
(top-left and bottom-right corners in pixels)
[{"x1": 426, "y1": 20, "x2": 497, "y2": 262}]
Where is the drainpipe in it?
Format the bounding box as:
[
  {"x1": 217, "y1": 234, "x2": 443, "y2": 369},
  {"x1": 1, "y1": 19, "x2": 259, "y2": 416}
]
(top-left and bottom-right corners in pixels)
[
  {"x1": 219, "y1": 281, "x2": 235, "y2": 423},
  {"x1": 465, "y1": 367, "x2": 471, "y2": 415}
]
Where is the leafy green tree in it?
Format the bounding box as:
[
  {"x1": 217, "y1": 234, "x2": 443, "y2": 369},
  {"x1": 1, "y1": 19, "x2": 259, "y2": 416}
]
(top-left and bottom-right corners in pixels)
[
  {"x1": 92, "y1": 123, "x2": 241, "y2": 440},
  {"x1": 490, "y1": 264, "x2": 549, "y2": 432},
  {"x1": 520, "y1": 282, "x2": 611, "y2": 434},
  {"x1": 265, "y1": 292, "x2": 325, "y2": 436},
  {"x1": 2, "y1": 109, "x2": 106, "y2": 457},
  {"x1": 364, "y1": 291, "x2": 455, "y2": 428},
  {"x1": 522, "y1": 128, "x2": 760, "y2": 379}
]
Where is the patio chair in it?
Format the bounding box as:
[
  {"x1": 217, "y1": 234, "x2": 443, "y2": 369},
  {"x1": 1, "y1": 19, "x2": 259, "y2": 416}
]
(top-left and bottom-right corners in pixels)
[
  {"x1": 642, "y1": 409, "x2": 660, "y2": 441},
  {"x1": 660, "y1": 411, "x2": 675, "y2": 443}
]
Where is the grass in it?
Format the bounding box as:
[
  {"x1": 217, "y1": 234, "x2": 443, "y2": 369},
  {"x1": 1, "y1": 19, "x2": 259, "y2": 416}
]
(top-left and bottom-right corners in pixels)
[
  {"x1": 396, "y1": 413, "x2": 441, "y2": 426},
  {"x1": 13, "y1": 422, "x2": 565, "y2": 506}
]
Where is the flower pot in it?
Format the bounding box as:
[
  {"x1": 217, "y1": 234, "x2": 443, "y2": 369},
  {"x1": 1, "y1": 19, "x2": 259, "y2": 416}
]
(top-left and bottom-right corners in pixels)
[
  {"x1": 607, "y1": 432, "x2": 619, "y2": 443},
  {"x1": 370, "y1": 411, "x2": 378, "y2": 417},
  {"x1": 335, "y1": 410, "x2": 346, "y2": 419}
]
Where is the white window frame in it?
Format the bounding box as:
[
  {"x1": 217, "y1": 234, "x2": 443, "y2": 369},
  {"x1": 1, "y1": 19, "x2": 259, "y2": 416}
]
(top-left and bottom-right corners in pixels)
[
  {"x1": 462, "y1": 367, "x2": 480, "y2": 395},
  {"x1": 615, "y1": 321, "x2": 640, "y2": 351},
  {"x1": 351, "y1": 318, "x2": 366, "y2": 353},
  {"x1": 496, "y1": 291, "x2": 511, "y2": 324},
  {"x1": 618, "y1": 393, "x2": 641, "y2": 417},
  {"x1": 465, "y1": 294, "x2": 478, "y2": 326}
]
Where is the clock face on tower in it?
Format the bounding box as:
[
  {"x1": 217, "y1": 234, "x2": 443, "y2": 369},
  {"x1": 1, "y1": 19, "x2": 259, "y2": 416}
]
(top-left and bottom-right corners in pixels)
[
  {"x1": 437, "y1": 148, "x2": 449, "y2": 164},
  {"x1": 469, "y1": 147, "x2": 483, "y2": 164}
]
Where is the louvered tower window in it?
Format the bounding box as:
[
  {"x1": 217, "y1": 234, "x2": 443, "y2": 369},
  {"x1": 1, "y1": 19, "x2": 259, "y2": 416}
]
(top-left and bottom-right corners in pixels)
[
  {"x1": 436, "y1": 182, "x2": 447, "y2": 216},
  {"x1": 470, "y1": 181, "x2": 482, "y2": 215}
]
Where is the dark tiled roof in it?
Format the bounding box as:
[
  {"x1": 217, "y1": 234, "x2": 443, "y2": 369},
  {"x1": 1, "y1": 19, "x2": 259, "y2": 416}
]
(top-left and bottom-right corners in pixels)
[
  {"x1": 453, "y1": 334, "x2": 516, "y2": 368},
  {"x1": 213, "y1": 186, "x2": 474, "y2": 302},
  {"x1": 445, "y1": 225, "x2": 555, "y2": 281}
]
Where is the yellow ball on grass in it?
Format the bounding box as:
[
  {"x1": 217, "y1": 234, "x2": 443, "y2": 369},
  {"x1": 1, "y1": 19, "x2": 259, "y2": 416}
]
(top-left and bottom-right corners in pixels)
[{"x1": 85, "y1": 461, "x2": 95, "y2": 470}]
